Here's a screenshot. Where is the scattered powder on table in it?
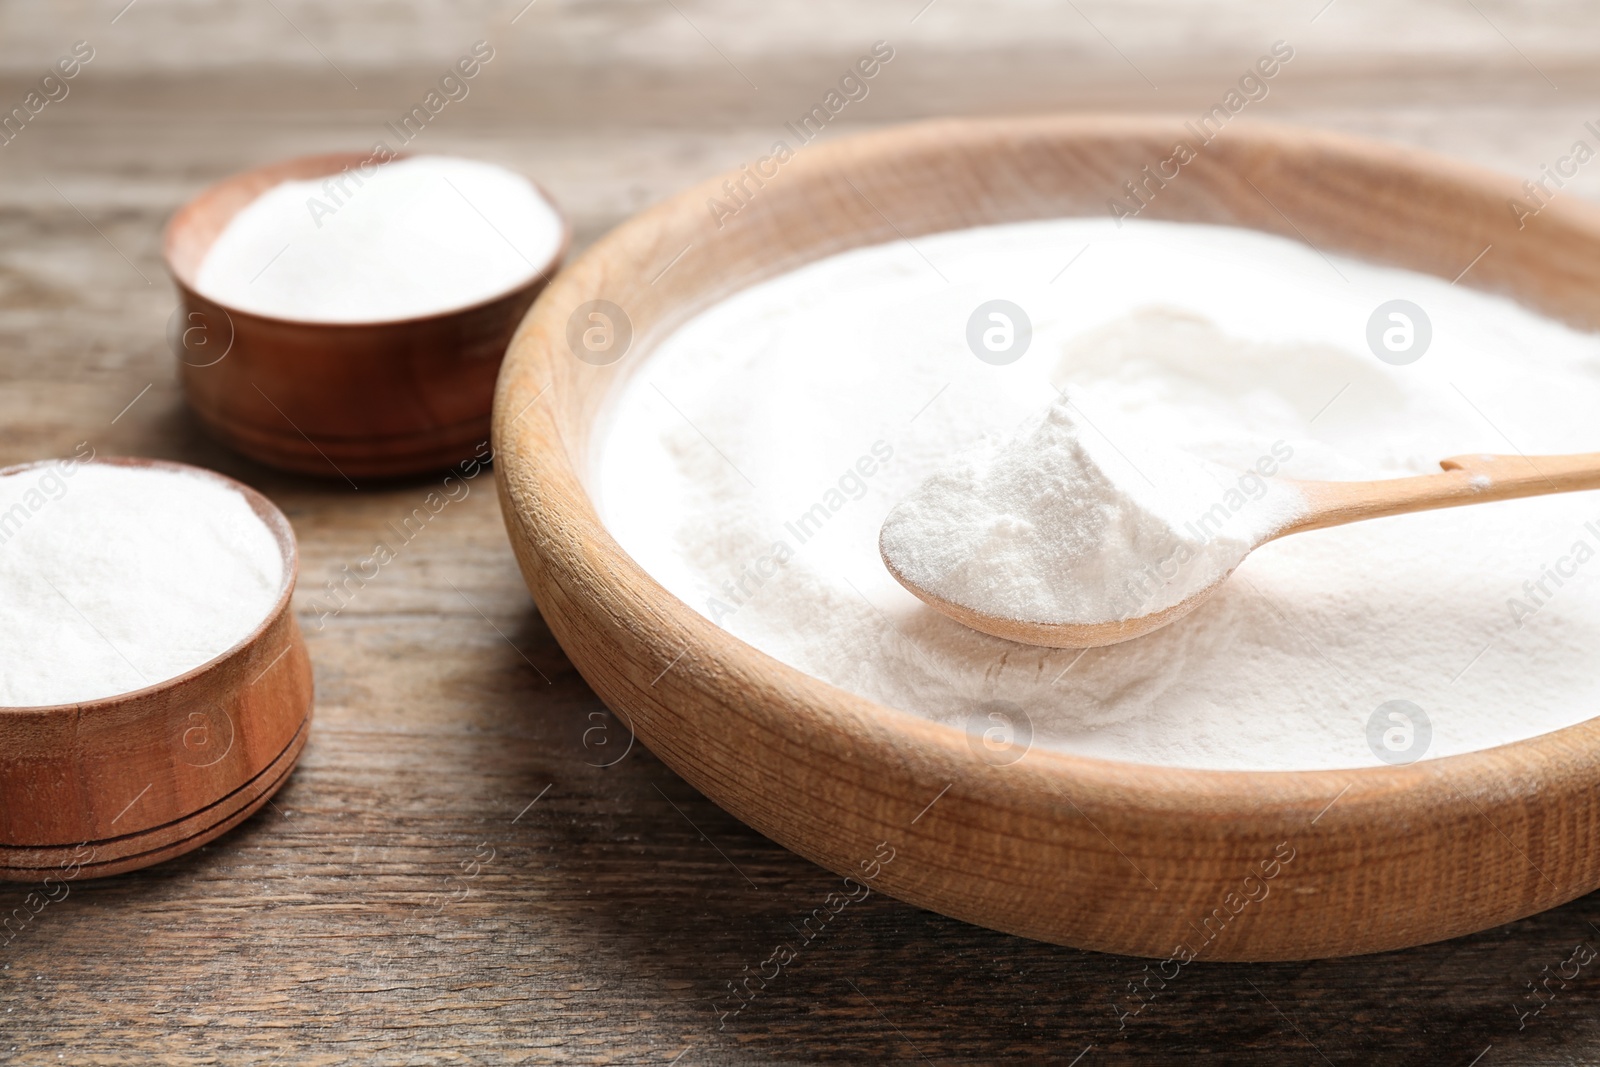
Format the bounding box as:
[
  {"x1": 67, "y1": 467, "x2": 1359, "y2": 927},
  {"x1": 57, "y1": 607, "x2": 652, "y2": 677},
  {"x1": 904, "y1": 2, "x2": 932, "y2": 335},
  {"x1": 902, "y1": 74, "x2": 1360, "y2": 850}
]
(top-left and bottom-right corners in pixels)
[
  {"x1": 0, "y1": 462, "x2": 284, "y2": 707},
  {"x1": 597, "y1": 218, "x2": 1600, "y2": 771},
  {"x1": 195, "y1": 155, "x2": 563, "y2": 323},
  {"x1": 880, "y1": 391, "x2": 1305, "y2": 625}
]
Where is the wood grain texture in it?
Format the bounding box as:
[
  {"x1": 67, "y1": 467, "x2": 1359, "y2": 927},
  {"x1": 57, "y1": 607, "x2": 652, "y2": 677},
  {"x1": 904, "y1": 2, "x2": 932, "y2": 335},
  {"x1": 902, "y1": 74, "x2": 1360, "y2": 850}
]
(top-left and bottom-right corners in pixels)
[{"x1": 7, "y1": 2, "x2": 1600, "y2": 1061}]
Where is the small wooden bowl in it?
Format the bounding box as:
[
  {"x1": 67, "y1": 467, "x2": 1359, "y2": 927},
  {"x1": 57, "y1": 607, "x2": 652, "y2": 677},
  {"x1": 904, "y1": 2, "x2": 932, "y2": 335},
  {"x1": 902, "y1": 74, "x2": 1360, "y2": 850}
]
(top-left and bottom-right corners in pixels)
[
  {"x1": 163, "y1": 152, "x2": 569, "y2": 479},
  {"x1": 494, "y1": 116, "x2": 1600, "y2": 961},
  {"x1": 0, "y1": 457, "x2": 313, "y2": 880}
]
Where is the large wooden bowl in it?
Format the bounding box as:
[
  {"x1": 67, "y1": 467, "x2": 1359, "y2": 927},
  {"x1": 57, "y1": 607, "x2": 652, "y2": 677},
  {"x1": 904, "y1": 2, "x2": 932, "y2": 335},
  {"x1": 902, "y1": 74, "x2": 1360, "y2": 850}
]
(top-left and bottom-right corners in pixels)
[
  {"x1": 492, "y1": 116, "x2": 1600, "y2": 960},
  {"x1": 0, "y1": 457, "x2": 313, "y2": 880}
]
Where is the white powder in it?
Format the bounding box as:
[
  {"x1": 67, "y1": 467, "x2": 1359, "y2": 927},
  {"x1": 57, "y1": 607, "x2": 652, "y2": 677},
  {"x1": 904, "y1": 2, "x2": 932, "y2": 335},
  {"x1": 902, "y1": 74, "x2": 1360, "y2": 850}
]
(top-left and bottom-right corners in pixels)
[
  {"x1": 195, "y1": 155, "x2": 563, "y2": 323},
  {"x1": 880, "y1": 391, "x2": 1304, "y2": 625},
  {"x1": 0, "y1": 462, "x2": 285, "y2": 707},
  {"x1": 597, "y1": 218, "x2": 1600, "y2": 771}
]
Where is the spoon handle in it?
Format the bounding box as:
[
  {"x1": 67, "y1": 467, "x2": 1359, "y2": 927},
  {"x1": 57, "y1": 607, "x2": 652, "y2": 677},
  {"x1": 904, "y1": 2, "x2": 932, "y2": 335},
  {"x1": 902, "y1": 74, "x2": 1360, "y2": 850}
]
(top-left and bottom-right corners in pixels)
[{"x1": 1279, "y1": 452, "x2": 1600, "y2": 537}]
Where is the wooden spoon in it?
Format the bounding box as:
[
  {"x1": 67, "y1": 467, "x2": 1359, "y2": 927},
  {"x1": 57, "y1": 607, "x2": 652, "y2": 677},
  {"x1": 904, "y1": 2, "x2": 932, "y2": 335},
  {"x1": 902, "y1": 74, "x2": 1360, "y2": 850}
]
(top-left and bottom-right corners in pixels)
[{"x1": 881, "y1": 451, "x2": 1600, "y2": 649}]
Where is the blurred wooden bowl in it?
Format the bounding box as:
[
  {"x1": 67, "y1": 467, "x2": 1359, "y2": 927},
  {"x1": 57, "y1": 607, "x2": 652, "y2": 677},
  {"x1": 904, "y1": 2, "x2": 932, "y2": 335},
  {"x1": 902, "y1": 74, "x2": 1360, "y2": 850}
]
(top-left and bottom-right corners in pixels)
[
  {"x1": 0, "y1": 457, "x2": 313, "y2": 880},
  {"x1": 492, "y1": 115, "x2": 1600, "y2": 960},
  {"x1": 163, "y1": 152, "x2": 569, "y2": 479}
]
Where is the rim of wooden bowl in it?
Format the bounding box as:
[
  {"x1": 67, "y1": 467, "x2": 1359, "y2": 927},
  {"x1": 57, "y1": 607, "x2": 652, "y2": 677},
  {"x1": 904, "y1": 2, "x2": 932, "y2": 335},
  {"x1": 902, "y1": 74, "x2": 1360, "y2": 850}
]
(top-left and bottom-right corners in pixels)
[
  {"x1": 161, "y1": 151, "x2": 572, "y2": 330},
  {"x1": 493, "y1": 114, "x2": 1600, "y2": 960},
  {"x1": 0, "y1": 456, "x2": 298, "y2": 713}
]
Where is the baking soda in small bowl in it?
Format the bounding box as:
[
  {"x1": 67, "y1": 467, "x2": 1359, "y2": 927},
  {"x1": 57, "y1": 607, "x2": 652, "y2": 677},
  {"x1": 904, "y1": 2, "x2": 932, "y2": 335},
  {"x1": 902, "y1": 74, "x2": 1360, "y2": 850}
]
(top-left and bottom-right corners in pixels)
[
  {"x1": 0, "y1": 458, "x2": 285, "y2": 707},
  {"x1": 194, "y1": 155, "x2": 564, "y2": 323}
]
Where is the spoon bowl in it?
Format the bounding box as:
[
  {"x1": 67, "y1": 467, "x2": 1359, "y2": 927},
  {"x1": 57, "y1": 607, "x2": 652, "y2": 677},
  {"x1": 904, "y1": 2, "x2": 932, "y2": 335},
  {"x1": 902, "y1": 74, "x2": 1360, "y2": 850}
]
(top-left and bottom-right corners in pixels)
[
  {"x1": 879, "y1": 544, "x2": 1231, "y2": 647},
  {"x1": 884, "y1": 450, "x2": 1600, "y2": 648}
]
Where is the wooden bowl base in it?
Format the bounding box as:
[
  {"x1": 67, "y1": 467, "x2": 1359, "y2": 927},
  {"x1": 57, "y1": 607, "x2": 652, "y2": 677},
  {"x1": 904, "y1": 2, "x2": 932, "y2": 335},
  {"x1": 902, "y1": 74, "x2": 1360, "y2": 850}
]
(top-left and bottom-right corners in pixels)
[{"x1": 0, "y1": 706, "x2": 310, "y2": 882}]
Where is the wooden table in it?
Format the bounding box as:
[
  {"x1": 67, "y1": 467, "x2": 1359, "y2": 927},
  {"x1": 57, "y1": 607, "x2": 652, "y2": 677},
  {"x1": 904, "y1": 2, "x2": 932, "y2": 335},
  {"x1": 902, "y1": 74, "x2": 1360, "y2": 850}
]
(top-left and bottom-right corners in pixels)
[{"x1": 5, "y1": 2, "x2": 1600, "y2": 1062}]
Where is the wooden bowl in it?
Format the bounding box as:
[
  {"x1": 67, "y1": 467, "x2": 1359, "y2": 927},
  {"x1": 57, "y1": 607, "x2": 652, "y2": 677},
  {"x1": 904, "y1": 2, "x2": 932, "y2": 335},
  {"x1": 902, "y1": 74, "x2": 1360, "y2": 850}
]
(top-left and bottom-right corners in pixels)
[
  {"x1": 163, "y1": 152, "x2": 569, "y2": 479},
  {"x1": 0, "y1": 457, "x2": 313, "y2": 880},
  {"x1": 492, "y1": 116, "x2": 1600, "y2": 961}
]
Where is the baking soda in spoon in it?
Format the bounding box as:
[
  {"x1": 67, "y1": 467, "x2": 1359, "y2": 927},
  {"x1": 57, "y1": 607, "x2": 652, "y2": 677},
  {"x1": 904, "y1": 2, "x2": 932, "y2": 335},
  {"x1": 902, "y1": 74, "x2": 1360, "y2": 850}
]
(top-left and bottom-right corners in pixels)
[
  {"x1": 879, "y1": 392, "x2": 1304, "y2": 628},
  {"x1": 195, "y1": 155, "x2": 563, "y2": 323}
]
